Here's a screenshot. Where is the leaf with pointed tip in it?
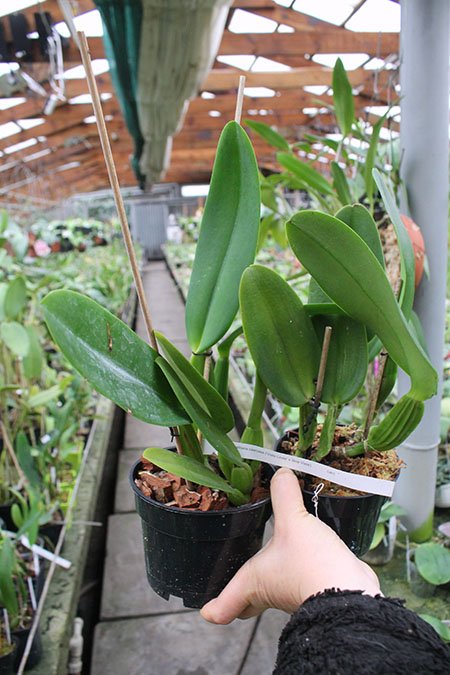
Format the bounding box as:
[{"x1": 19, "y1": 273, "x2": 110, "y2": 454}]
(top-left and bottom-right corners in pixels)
[
  {"x1": 1, "y1": 321, "x2": 29, "y2": 356},
  {"x1": 286, "y1": 211, "x2": 437, "y2": 400},
  {"x1": 336, "y1": 204, "x2": 385, "y2": 268},
  {"x1": 156, "y1": 357, "x2": 244, "y2": 467},
  {"x1": 332, "y1": 57, "x2": 354, "y2": 137},
  {"x1": 277, "y1": 153, "x2": 334, "y2": 196},
  {"x1": 373, "y1": 169, "x2": 415, "y2": 317},
  {"x1": 240, "y1": 265, "x2": 320, "y2": 406},
  {"x1": 185, "y1": 121, "x2": 260, "y2": 353},
  {"x1": 4, "y1": 275, "x2": 26, "y2": 320},
  {"x1": 312, "y1": 314, "x2": 367, "y2": 404},
  {"x1": 156, "y1": 331, "x2": 234, "y2": 432},
  {"x1": 42, "y1": 290, "x2": 188, "y2": 426},
  {"x1": 245, "y1": 119, "x2": 290, "y2": 151},
  {"x1": 365, "y1": 114, "x2": 387, "y2": 207},
  {"x1": 142, "y1": 447, "x2": 248, "y2": 505},
  {"x1": 331, "y1": 161, "x2": 352, "y2": 205}
]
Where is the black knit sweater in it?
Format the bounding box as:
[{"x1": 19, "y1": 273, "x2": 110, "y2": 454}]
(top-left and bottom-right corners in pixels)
[{"x1": 274, "y1": 590, "x2": 450, "y2": 674}]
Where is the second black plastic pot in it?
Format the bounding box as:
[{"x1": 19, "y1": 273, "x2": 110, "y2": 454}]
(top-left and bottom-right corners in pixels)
[
  {"x1": 130, "y1": 458, "x2": 273, "y2": 609},
  {"x1": 275, "y1": 433, "x2": 387, "y2": 557},
  {"x1": 0, "y1": 641, "x2": 17, "y2": 675},
  {"x1": 13, "y1": 624, "x2": 43, "y2": 671}
]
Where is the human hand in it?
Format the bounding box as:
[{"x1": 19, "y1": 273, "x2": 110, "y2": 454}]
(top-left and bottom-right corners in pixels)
[{"x1": 201, "y1": 468, "x2": 381, "y2": 624}]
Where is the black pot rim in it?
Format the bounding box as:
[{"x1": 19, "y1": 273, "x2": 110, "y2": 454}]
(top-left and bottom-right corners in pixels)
[
  {"x1": 277, "y1": 429, "x2": 392, "y2": 502},
  {"x1": 130, "y1": 459, "x2": 271, "y2": 517}
]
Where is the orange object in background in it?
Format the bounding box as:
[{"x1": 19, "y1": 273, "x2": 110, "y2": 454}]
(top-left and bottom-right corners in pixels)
[{"x1": 401, "y1": 214, "x2": 425, "y2": 287}]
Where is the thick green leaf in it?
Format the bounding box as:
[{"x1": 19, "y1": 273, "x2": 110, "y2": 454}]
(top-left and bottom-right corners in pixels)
[
  {"x1": 331, "y1": 161, "x2": 352, "y2": 205},
  {"x1": 16, "y1": 431, "x2": 40, "y2": 488},
  {"x1": 419, "y1": 615, "x2": 450, "y2": 642},
  {"x1": 415, "y1": 543, "x2": 450, "y2": 585},
  {"x1": 178, "y1": 424, "x2": 205, "y2": 464},
  {"x1": 286, "y1": 211, "x2": 437, "y2": 400},
  {"x1": 42, "y1": 290, "x2": 188, "y2": 426},
  {"x1": 185, "y1": 121, "x2": 260, "y2": 352},
  {"x1": 332, "y1": 57, "x2": 354, "y2": 137},
  {"x1": 373, "y1": 169, "x2": 415, "y2": 316},
  {"x1": 277, "y1": 153, "x2": 334, "y2": 196},
  {"x1": 1, "y1": 321, "x2": 30, "y2": 356},
  {"x1": 4, "y1": 276, "x2": 26, "y2": 320},
  {"x1": 23, "y1": 325, "x2": 43, "y2": 379},
  {"x1": 215, "y1": 326, "x2": 244, "y2": 400},
  {"x1": 312, "y1": 315, "x2": 367, "y2": 404},
  {"x1": 0, "y1": 282, "x2": 7, "y2": 321},
  {"x1": 369, "y1": 523, "x2": 386, "y2": 550},
  {"x1": 336, "y1": 204, "x2": 385, "y2": 268},
  {"x1": 142, "y1": 447, "x2": 247, "y2": 505},
  {"x1": 28, "y1": 384, "x2": 62, "y2": 409},
  {"x1": 155, "y1": 331, "x2": 234, "y2": 433},
  {"x1": 0, "y1": 538, "x2": 19, "y2": 622},
  {"x1": 245, "y1": 119, "x2": 290, "y2": 151},
  {"x1": 156, "y1": 357, "x2": 244, "y2": 467},
  {"x1": 308, "y1": 278, "x2": 332, "y2": 304},
  {"x1": 376, "y1": 355, "x2": 397, "y2": 408},
  {"x1": 378, "y1": 501, "x2": 407, "y2": 523},
  {"x1": 365, "y1": 114, "x2": 387, "y2": 208},
  {"x1": 240, "y1": 265, "x2": 320, "y2": 406}
]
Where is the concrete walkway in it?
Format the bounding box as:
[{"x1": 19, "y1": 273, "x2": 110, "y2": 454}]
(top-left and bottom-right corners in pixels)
[{"x1": 91, "y1": 262, "x2": 288, "y2": 675}]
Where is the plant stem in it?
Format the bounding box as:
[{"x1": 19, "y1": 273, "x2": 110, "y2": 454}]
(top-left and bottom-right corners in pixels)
[
  {"x1": 363, "y1": 351, "x2": 388, "y2": 438},
  {"x1": 314, "y1": 404, "x2": 340, "y2": 461},
  {"x1": 297, "y1": 326, "x2": 332, "y2": 456}
]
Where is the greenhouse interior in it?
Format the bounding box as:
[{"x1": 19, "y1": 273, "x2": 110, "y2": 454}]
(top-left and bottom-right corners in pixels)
[{"x1": 0, "y1": 0, "x2": 449, "y2": 673}]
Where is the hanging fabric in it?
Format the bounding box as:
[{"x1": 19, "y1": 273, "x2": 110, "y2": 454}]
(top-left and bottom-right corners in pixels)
[{"x1": 137, "y1": 0, "x2": 231, "y2": 184}]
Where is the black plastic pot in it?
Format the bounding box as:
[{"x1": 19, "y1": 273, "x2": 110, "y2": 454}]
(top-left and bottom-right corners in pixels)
[
  {"x1": 13, "y1": 624, "x2": 42, "y2": 671},
  {"x1": 130, "y1": 458, "x2": 273, "y2": 609},
  {"x1": 0, "y1": 502, "x2": 15, "y2": 532},
  {"x1": 0, "y1": 641, "x2": 17, "y2": 675},
  {"x1": 275, "y1": 432, "x2": 387, "y2": 557}
]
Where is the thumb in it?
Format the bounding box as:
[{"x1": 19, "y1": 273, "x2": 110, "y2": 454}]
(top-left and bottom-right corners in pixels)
[
  {"x1": 270, "y1": 468, "x2": 308, "y2": 535},
  {"x1": 200, "y1": 558, "x2": 254, "y2": 624}
]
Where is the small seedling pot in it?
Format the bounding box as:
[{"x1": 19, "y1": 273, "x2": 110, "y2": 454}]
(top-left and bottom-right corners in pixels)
[
  {"x1": 0, "y1": 640, "x2": 17, "y2": 675},
  {"x1": 130, "y1": 458, "x2": 273, "y2": 609},
  {"x1": 13, "y1": 624, "x2": 43, "y2": 671},
  {"x1": 275, "y1": 433, "x2": 387, "y2": 557}
]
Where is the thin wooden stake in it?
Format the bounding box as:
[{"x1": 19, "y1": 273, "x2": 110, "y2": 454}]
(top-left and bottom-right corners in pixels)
[
  {"x1": 314, "y1": 326, "x2": 332, "y2": 405},
  {"x1": 77, "y1": 31, "x2": 157, "y2": 352},
  {"x1": 77, "y1": 32, "x2": 185, "y2": 457},
  {"x1": 234, "y1": 75, "x2": 246, "y2": 124}
]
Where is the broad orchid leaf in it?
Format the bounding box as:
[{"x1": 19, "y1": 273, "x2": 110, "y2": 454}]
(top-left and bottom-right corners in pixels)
[
  {"x1": 373, "y1": 169, "x2": 415, "y2": 316},
  {"x1": 156, "y1": 357, "x2": 244, "y2": 468},
  {"x1": 336, "y1": 204, "x2": 385, "y2": 268},
  {"x1": 1, "y1": 321, "x2": 30, "y2": 356},
  {"x1": 240, "y1": 265, "x2": 320, "y2": 406},
  {"x1": 42, "y1": 290, "x2": 188, "y2": 426},
  {"x1": 23, "y1": 325, "x2": 43, "y2": 380},
  {"x1": 277, "y1": 153, "x2": 334, "y2": 196},
  {"x1": 332, "y1": 57, "x2": 354, "y2": 137},
  {"x1": 419, "y1": 615, "x2": 450, "y2": 643},
  {"x1": 331, "y1": 161, "x2": 352, "y2": 205},
  {"x1": 185, "y1": 121, "x2": 260, "y2": 353},
  {"x1": 312, "y1": 315, "x2": 367, "y2": 404},
  {"x1": 155, "y1": 331, "x2": 234, "y2": 433},
  {"x1": 245, "y1": 119, "x2": 290, "y2": 151},
  {"x1": 287, "y1": 211, "x2": 437, "y2": 400},
  {"x1": 142, "y1": 447, "x2": 248, "y2": 505},
  {"x1": 365, "y1": 114, "x2": 387, "y2": 208},
  {"x1": 4, "y1": 275, "x2": 26, "y2": 320},
  {"x1": 415, "y1": 543, "x2": 450, "y2": 585}
]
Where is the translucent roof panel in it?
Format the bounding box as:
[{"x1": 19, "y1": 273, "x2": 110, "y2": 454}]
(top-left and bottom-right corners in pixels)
[
  {"x1": 4, "y1": 138, "x2": 38, "y2": 154},
  {"x1": 17, "y1": 118, "x2": 45, "y2": 130},
  {"x1": 292, "y1": 0, "x2": 361, "y2": 26},
  {"x1": 251, "y1": 57, "x2": 291, "y2": 72},
  {"x1": 312, "y1": 53, "x2": 369, "y2": 70},
  {"x1": 64, "y1": 59, "x2": 109, "y2": 79},
  {"x1": 229, "y1": 10, "x2": 277, "y2": 33},
  {"x1": 55, "y1": 10, "x2": 103, "y2": 38},
  {"x1": 216, "y1": 55, "x2": 256, "y2": 70},
  {"x1": 0, "y1": 97, "x2": 26, "y2": 110},
  {"x1": 0, "y1": 122, "x2": 21, "y2": 140},
  {"x1": 346, "y1": 0, "x2": 401, "y2": 32},
  {"x1": 244, "y1": 87, "x2": 276, "y2": 97}
]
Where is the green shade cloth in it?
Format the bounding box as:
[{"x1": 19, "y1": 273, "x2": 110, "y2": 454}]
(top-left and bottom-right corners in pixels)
[
  {"x1": 137, "y1": 0, "x2": 231, "y2": 184},
  {"x1": 95, "y1": 0, "x2": 146, "y2": 186}
]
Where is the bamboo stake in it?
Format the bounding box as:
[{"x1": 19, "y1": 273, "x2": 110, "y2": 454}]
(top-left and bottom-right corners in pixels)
[
  {"x1": 77, "y1": 32, "x2": 158, "y2": 352},
  {"x1": 77, "y1": 32, "x2": 184, "y2": 457},
  {"x1": 234, "y1": 75, "x2": 246, "y2": 124}
]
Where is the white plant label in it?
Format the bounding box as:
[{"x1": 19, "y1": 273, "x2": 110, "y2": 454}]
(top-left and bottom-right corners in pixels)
[{"x1": 204, "y1": 442, "x2": 395, "y2": 498}]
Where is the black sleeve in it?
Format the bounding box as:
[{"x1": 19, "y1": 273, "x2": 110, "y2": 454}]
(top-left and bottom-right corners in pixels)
[{"x1": 274, "y1": 589, "x2": 450, "y2": 675}]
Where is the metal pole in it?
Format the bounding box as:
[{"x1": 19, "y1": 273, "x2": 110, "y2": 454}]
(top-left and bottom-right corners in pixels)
[{"x1": 396, "y1": 0, "x2": 449, "y2": 540}]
